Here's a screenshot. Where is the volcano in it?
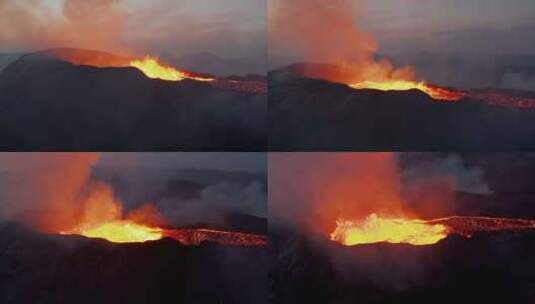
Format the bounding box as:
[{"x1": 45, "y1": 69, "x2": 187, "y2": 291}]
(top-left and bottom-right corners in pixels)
[
  {"x1": 0, "y1": 48, "x2": 266, "y2": 150},
  {"x1": 269, "y1": 63, "x2": 535, "y2": 151},
  {"x1": 0, "y1": 221, "x2": 268, "y2": 304},
  {"x1": 59, "y1": 221, "x2": 267, "y2": 247},
  {"x1": 271, "y1": 208, "x2": 535, "y2": 303},
  {"x1": 270, "y1": 153, "x2": 535, "y2": 303},
  {"x1": 271, "y1": 223, "x2": 535, "y2": 304}
]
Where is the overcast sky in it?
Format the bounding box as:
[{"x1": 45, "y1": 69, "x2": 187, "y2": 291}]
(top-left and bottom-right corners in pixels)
[
  {"x1": 124, "y1": 0, "x2": 266, "y2": 59},
  {"x1": 0, "y1": 0, "x2": 266, "y2": 60},
  {"x1": 269, "y1": 0, "x2": 535, "y2": 63},
  {"x1": 362, "y1": 0, "x2": 535, "y2": 55}
]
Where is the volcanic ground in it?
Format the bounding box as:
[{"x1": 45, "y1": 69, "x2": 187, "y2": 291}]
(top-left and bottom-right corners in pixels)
[
  {"x1": 269, "y1": 63, "x2": 535, "y2": 151},
  {"x1": 270, "y1": 153, "x2": 535, "y2": 303},
  {"x1": 0, "y1": 217, "x2": 268, "y2": 304},
  {"x1": 0, "y1": 48, "x2": 267, "y2": 151}
]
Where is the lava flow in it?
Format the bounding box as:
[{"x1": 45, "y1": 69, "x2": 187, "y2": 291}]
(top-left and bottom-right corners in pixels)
[
  {"x1": 129, "y1": 56, "x2": 213, "y2": 82},
  {"x1": 331, "y1": 214, "x2": 535, "y2": 246},
  {"x1": 164, "y1": 228, "x2": 267, "y2": 247},
  {"x1": 49, "y1": 48, "x2": 213, "y2": 82},
  {"x1": 349, "y1": 80, "x2": 466, "y2": 101}
]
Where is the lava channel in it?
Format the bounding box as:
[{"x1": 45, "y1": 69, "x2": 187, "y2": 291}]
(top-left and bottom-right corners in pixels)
[{"x1": 163, "y1": 228, "x2": 267, "y2": 247}]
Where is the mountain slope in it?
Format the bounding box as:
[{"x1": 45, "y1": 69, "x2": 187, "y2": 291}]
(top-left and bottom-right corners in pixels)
[
  {"x1": 0, "y1": 51, "x2": 266, "y2": 150},
  {"x1": 269, "y1": 66, "x2": 535, "y2": 151}
]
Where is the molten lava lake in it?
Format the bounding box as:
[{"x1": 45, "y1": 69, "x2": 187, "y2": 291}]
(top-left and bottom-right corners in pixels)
[
  {"x1": 60, "y1": 222, "x2": 267, "y2": 247},
  {"x1": 330, "y1": 214, "x2": 535, "y2": 247},
  {"x1": 349, "y1": 80, "x2": 465, "y2": 101}
]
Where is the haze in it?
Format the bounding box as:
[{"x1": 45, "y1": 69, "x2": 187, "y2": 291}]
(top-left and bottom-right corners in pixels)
[
  {"x1": 364, "y1": 0, "x2": 535, "y2": 55},
  {"x1": 0, "y1": 0, "x2": 266, "y2": 75}
]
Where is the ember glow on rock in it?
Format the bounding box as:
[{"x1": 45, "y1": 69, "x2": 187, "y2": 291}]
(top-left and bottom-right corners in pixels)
[
  {"x1": 62, "y1": 220, "x2": 164, "y2": 243},
  {"x1": 349, "y1": 81, "x2": 465, "y2": 101},
  {"x1": 164, "y1": 228, "x2": 268, "y2": 247},
  {"x1": 128, "y1": 56, "x2": 214, "y2": 82},
  {"x1": 330, "y1": 214, "x2": 448, "y2": 246}
]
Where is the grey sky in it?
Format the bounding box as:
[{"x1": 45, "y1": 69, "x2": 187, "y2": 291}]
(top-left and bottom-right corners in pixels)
[
  {"x1": 124, "y1": 0, "x2": 266, "y2": 59},
  {"x1": 361, "y1": 0, "x2": 535, "y2": 55},
  {"x1": 0, "y1": 0, "x2": 266, "y2": 61}
]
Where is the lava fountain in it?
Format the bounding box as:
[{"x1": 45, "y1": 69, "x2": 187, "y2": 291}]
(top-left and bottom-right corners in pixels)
[{"x1": 331, "y1": 214, "x2": 535, "y2": 246}]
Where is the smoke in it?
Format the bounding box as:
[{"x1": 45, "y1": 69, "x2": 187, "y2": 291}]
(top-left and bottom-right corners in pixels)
[
  {"x1": 0, "y1": 153, "x2": 102, "y2": 231},
  {"x1": 0, "y1": 153, "x2": 266, "y2": 233},
  {"x1": 269, "y1": 153, "x2": 493, "y2": 235},
  {"x1": 501, "y1": 72, "x2": 535, "y2": 91},
  {"x1": 0, "y1": 0, "x2": 128, "y2": 53},
  {"x1": 269, "y1": 0, "x2": 414, "y2": 83},
  {"x1": 0, "y1": 0, "x2": 267, "y2": 74},
  {"x1": 399, "y1": 153, "x2": 492, "y2": 218},
  {"x1": 269, "y1": 153, "x2": 407, "y2": 234},
  {"x1": 157, "y1": 180, "x2": 267, "y2": 227},
  {"x1": 0, "y1": 152, "x2": 162, "y2": 232},
  {"x1": 401, "y1": 154, "x2": 492, "y2": 195},
  {"x1": 269, "y1": 152, "x2": 494, "y2": 297}
]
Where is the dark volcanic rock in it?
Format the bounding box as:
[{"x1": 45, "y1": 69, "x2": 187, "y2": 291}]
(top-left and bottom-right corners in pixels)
[
  {"x1": 269, "y1": 66, "x2": 535, "y2": 151},
  {"x1": 270, "y1": 225, "x2": 535, "y2": 304},
  {"x1": 0, "y1": 222, "x2": 268, "y2": 304},
  {"x1": 0, "y1": 52, "x2": 266, "y2": 150}
]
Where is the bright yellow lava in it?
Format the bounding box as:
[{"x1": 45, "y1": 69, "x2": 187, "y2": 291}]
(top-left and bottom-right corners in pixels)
[
  {"x1": 349, "y1": 80, "x2": 463, "y2": 101},
  {"x1": 350, "y1": 80, "x2": 428, "y2": 92},
  {"x1": 65, "y1": 220, "x2": 163, "y2": 243},
  {"x1": 330, "y1": 214, "x2": 448, "y2": 246},
  {"x1": 129, "y1": 56, "x2": 213, "y2": 82}
]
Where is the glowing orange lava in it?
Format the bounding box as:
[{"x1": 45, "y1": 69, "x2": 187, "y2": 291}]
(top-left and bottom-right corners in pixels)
[
  {"x1": 330, "y1": 214, "x2": 448, "y2": 246},
  {"x1": 62, "y1": 220, "x2": 163, "y2": 243},
  {"x1": 50, "y1": 49, "x2": 213, "y2": 82},
  {"x1": 349, "y1": 81, "x2": 465, "y2": 101},
  {"x1": 129, "y1": 56, "x2": 213, "y2": 82}
]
